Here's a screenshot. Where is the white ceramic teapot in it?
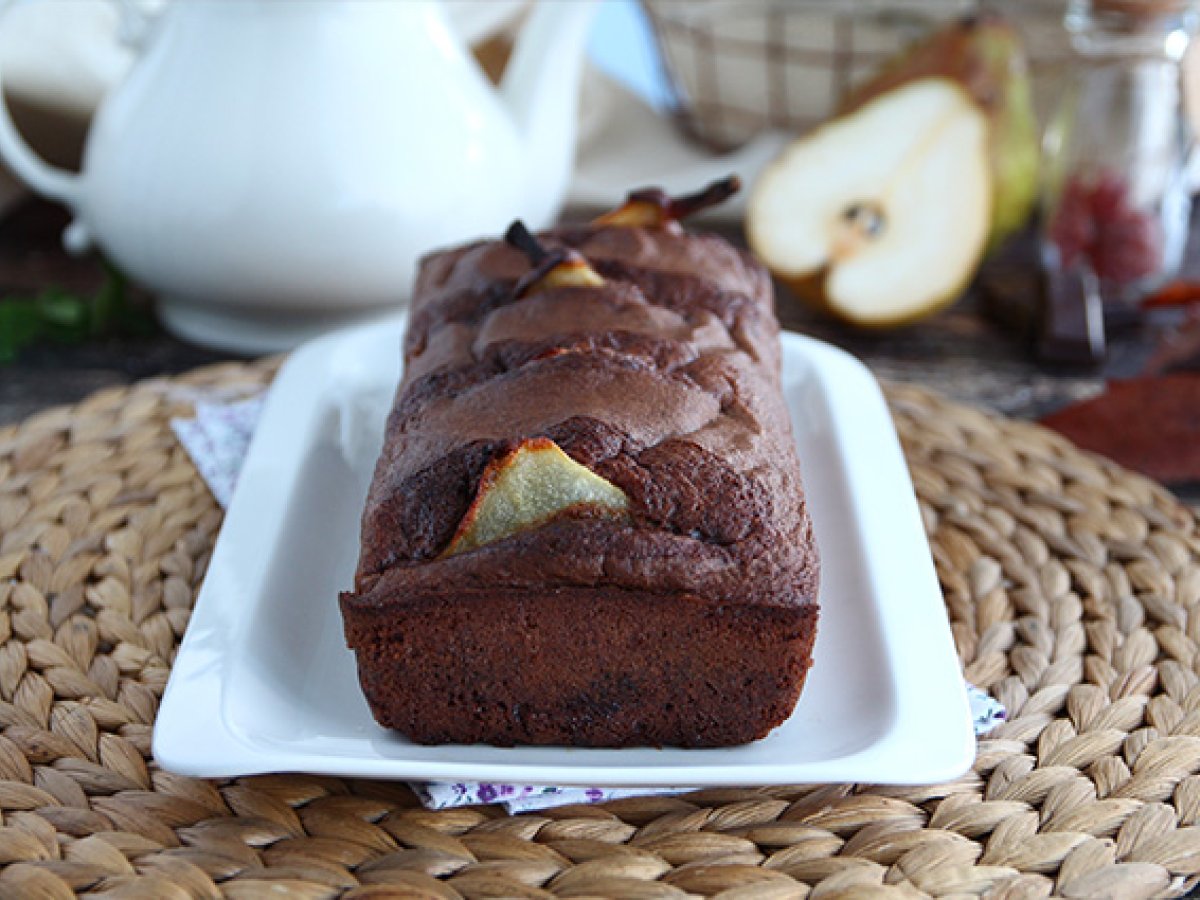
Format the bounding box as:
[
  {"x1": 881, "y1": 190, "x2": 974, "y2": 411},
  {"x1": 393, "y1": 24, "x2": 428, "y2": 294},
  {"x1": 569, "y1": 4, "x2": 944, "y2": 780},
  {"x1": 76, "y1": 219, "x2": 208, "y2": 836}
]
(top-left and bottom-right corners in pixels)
[{"x1": 0, "y1": 0, "x2": 597, "y2": 352}]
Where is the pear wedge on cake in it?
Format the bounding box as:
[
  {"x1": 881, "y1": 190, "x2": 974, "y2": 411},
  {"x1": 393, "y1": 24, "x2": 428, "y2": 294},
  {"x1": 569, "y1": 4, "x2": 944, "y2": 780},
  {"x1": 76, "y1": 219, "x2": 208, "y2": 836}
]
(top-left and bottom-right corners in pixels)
[{"x1": 747, "y1": 14, "x2": 1037, "y2": 327}]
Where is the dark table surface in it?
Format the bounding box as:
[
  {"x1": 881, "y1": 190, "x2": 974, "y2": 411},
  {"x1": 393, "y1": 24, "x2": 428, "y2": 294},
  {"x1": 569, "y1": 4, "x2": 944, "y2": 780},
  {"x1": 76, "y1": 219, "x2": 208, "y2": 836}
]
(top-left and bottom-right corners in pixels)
[{"x1": 1, "y1": 197, "x2": 1195, "y2": 504}]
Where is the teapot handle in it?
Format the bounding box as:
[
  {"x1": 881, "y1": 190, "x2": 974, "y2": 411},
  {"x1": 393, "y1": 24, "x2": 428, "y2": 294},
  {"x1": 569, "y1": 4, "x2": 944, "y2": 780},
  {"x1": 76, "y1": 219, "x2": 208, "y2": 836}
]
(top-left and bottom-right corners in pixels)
[{"x1": 0, "y1": 0, "x2": 85, "y2": 214}]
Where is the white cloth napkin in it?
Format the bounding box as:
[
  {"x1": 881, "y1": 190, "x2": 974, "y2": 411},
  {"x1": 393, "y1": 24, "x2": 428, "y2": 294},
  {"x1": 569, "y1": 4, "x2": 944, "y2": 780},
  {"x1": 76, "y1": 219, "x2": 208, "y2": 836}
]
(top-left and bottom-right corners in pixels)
[
  {"x1": 172, "y1": 395, "x2": 1005, "y2": 813},
  {"x1": 170, "y1": 396, "x2": 265, "y2": 508}
]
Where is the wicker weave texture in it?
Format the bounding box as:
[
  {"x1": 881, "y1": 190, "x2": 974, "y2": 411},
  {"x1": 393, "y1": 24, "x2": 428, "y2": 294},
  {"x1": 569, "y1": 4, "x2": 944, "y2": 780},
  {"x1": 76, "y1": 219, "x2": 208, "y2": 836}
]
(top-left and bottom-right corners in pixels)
[
  {"x1": 643, "y1": 0, "x2": 1071, "y2": 151},
  {"x1": 0, "y1": 364, "x2": 1198, "y2": 898}
]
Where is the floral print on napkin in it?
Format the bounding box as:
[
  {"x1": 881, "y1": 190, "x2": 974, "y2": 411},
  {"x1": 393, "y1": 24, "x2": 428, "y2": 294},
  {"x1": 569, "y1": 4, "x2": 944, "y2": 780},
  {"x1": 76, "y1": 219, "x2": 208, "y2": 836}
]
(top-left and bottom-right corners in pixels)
[
  {"x1": 412, "y1": 783, "x2": 686, "y2": 814},
  {"x1": 171, "y1": 395, "x2": 265, "y2": 508},
  {"x1": 968, "y1": 682, "x2": 1006, "y2": 734}
]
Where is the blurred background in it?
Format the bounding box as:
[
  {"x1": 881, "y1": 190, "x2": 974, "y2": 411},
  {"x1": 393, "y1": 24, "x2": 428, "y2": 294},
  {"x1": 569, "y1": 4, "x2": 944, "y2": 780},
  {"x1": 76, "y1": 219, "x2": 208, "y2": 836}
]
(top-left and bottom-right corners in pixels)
[{"x1": 1, "y1": 0, "x2": 1198, "y2": 501}]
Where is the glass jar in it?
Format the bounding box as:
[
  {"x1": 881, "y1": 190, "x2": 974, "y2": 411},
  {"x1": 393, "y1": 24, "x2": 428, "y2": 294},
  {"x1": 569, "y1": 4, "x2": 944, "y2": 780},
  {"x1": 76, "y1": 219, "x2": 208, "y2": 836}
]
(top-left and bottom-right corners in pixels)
[{"x1": 1040, "y1": 0, "x2": 1197, "y2": 359}]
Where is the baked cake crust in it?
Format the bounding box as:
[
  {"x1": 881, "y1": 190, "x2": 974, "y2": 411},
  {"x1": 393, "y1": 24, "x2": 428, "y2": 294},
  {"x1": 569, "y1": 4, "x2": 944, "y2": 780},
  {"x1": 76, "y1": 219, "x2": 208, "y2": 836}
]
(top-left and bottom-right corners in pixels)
[{"x1": 339, "y1": 222, "x2": 819, "y2": 747}]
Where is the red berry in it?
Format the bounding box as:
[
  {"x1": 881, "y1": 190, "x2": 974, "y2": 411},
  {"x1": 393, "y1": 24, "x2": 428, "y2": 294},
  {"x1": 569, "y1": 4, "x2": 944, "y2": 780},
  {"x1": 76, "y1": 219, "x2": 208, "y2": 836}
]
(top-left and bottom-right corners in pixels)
[
  {"x1": 1088, "y1": 169, "x2": 1130, "y2": 222},
  {"x1": 1048, "y1": 169, "x2": 1161, "y2": 285},
  {"x1": 1049, "y1": 179, "x2": 1094, "y2": 268}
]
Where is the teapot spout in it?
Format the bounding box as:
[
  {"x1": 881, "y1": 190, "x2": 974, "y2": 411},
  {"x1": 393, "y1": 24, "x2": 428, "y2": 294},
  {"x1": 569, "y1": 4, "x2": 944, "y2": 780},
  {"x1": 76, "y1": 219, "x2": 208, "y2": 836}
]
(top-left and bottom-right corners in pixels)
[{"x1": 501, "y1": 0, "x2": 598, "y2": 228}]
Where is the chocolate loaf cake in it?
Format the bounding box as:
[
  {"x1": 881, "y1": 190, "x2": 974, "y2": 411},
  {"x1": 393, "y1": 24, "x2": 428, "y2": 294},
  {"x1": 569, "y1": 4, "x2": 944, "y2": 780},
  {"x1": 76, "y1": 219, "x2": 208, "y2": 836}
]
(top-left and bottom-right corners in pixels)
[{"x1": 339, "y1": 183, "x2": 819, "y2": 747}]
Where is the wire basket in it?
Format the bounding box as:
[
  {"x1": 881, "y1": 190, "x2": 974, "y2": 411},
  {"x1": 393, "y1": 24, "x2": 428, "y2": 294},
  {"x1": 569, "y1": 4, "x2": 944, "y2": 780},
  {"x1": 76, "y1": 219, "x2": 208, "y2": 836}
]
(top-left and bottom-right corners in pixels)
[{"x1": 643, "y1": 0, "x2": 1071, "y2": 150}]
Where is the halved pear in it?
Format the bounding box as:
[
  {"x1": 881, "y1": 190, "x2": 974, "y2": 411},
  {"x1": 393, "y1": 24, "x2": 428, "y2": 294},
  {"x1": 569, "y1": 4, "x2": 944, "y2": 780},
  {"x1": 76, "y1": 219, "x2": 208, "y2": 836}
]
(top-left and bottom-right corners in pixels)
[
  {"x1": 747, "y1": 77, "x2": 992, "y2": 327},
  {"x1": 842, "y1": 13, "x2": 1039, "y2": 250},
  {"x1": 444, "y1": 438, "x2": 629, "y2": 557}
]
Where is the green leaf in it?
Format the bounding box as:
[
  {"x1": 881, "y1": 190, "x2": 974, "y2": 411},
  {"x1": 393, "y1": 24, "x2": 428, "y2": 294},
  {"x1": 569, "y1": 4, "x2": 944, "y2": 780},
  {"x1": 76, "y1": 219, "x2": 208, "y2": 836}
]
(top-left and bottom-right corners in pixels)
[
  {"x1": 90, "y1": 264, "x2": 121, "y2": 336},
  {"x1": 36, "y1": 289, "x2": 89, "y2": 331},
  {"x1": 0, "y1": 261, "x2": 157, "y2": 364},
  {"x1": 0, "y1": 298, "x2": 45, "y2": 363}
]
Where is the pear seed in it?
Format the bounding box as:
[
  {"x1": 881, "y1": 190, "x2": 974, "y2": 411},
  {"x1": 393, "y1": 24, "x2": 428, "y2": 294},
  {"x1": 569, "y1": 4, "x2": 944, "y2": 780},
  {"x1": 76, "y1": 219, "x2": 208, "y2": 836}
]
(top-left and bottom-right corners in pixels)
[{"x1": 842, "y1": 201, "x2": 886, "y2": 239}]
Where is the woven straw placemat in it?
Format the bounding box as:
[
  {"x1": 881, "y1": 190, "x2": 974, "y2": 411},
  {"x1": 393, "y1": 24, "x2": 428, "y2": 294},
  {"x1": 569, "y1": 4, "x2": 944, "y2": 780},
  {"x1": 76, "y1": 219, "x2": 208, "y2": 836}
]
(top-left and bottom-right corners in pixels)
[{"x1": 1, "y1": 362, "x2": 1199, "y2": 899}]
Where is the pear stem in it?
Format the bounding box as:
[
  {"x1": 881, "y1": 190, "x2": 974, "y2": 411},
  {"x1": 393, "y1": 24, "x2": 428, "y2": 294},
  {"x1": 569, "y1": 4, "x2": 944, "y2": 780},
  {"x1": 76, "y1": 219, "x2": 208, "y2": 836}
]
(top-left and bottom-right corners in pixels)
[
  {"x1": 504, "y1": 220, "x2": 550, "y2": 265},
  {"x1": 630, "y1": 175, "x2": 743, "y2": 221}
]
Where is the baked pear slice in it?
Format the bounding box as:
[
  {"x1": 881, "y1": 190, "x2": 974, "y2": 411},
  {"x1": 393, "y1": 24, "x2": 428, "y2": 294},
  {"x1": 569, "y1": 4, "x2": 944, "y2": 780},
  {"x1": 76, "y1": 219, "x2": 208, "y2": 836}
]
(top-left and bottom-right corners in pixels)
[
  {"x1": 505, "y1": 221, "x2": 604, "y2": 295},
  {"x1": 444, "y1": 438, "x2": 629, "y2": 557},
  {"x1": 593, "y1": 176, "x2": 741, "y2": 227},
  {"x1": 747, "y1": 77, "x2": 992, "y2": 327}
]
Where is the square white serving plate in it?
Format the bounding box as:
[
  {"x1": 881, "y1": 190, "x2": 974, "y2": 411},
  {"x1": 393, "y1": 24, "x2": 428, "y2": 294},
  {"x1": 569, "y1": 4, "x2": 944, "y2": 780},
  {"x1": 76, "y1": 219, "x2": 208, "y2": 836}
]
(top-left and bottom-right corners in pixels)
[{"x1": 154, "y1": 316, "x2": 974, "y2": 786}]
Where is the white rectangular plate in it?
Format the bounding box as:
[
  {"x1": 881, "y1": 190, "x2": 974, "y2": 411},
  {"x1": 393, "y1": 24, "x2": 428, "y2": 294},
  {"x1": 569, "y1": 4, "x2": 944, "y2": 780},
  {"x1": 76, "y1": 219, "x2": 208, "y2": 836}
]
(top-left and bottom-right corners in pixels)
[{"x1": 154, "y1": 317, "x2": 974, "y2": 786}]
